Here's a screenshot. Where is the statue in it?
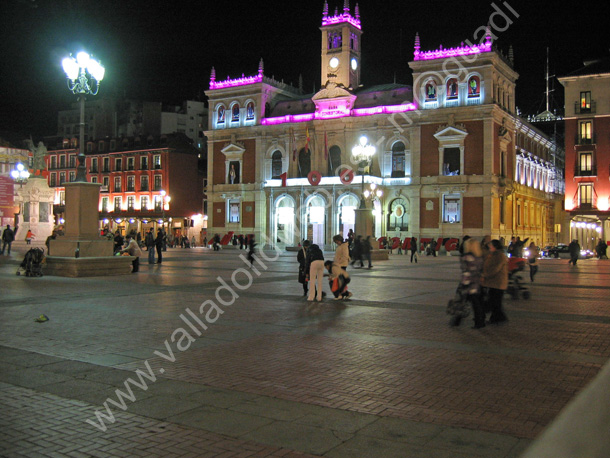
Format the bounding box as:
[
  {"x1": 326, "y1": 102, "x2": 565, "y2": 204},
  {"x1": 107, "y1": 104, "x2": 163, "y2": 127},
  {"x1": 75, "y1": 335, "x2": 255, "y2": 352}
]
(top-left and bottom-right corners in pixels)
[{"x1": 26, "y1": 139, "x2": 48, "y2": 174}]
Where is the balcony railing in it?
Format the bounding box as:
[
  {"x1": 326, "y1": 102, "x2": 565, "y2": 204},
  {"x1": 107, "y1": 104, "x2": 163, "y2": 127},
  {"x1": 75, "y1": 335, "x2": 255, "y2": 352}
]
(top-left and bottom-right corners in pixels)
[
  {"x1": 100, "y1": 185, "x2": 108, "y2": 192},
  {"x1": 574, "y1": 100, "x2": 596, "y2": 114},
  {"x1": 90, "y1": 167, "x2": 98, "y2": 173},
  {"x1": 574, "y1": 164, "x2": 597, "y2": 177},
  {"x1": 576, "y1": 134, "x2": 596, "y2": 145}
]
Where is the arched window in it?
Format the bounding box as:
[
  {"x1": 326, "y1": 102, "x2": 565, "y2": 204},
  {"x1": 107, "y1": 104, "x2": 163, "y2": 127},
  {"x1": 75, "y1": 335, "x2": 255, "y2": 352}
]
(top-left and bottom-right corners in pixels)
[
  {"x1": 231, "y1": 104, "x2": 240, "y2": 122},
  {"x1": 298, "y1": 148, "x2": 310, "y2": 178},
  {"x1": 425, "y1": 82, "x2": 437, "y2": 101},
  {"x1": 246, "y1": 102, "x2": 255, "y2": 120},
  {"x1": 391, "y1": 142, "x2": 406, "y2": 178},
  {"x1": 327, "y1": 145, "x2": 342, "y2": 176},
  {"x1": 271, "y1": 150, "x2": 282, "y2": 179},
  {"x1": 217, "y1": 106, "x2": 225, "y2": 124},
  {"x1": 468, "y1": 76, "x2": 480, "y2": 97},
  {"x1": 388, "y1": 198, "x2": 409, "y2": 231},
  {"x1": 446, "y1": 78, "x2": 458, "y2": 100}
]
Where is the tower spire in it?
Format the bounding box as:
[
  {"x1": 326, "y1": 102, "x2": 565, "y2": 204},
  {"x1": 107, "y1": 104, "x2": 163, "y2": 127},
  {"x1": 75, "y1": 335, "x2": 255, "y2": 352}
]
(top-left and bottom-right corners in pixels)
[
  {"x1": 414, "y1": 33, "x2": 421, "y2": 59},
  {"x1": 355, "y1": 3, "x2": 360, "y2": 20},
  {"x1": 258, "y1": 58, "x2": 264, "y2": 76},
  {"x1": 344, "y1": 0, "x2": 350, "y2": 15},
  {"x1": 322, "y1": 0, "x2": 328, "y2": 18},
  {"x1": 210, "y1": 67, "x2": 216, "y2": 83}
]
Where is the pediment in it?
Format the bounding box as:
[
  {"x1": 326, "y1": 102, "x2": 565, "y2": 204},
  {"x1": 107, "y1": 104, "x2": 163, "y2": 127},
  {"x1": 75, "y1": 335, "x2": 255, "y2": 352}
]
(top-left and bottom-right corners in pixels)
[
  {"x1": 221, "y1": 142, "x2": 246, "y2": 160},
  {"x1": 433, "y1": 125, "x2": 468, "y2": 142}
]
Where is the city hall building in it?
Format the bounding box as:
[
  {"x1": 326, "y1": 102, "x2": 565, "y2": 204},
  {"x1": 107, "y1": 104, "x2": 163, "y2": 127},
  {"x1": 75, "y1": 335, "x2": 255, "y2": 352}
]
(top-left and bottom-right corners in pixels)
[{"x1": 204, "y1": 2, "x2": 564, "y2": 250}]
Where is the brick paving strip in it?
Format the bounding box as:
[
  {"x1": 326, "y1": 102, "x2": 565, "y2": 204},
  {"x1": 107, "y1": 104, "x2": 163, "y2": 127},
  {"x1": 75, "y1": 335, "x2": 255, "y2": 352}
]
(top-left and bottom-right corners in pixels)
[{"x1": 1, "y1": 252, "x2": 609, "y2": 457}]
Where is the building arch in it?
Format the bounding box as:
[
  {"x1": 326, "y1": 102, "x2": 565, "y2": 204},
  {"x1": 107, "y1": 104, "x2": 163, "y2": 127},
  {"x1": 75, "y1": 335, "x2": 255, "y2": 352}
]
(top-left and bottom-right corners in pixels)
[
  {"x1": 336, "y1": 193, "x2": 358, "y2": 240},
  {"x1": 387, "y1": 197, "x2": 410, "y2": 233},
  {"x1": 273, "y1": 194, "x2": 296, "y2": 247},
  {"x1": 304, "y1": 193, "x2": 327, "y2": 247}
]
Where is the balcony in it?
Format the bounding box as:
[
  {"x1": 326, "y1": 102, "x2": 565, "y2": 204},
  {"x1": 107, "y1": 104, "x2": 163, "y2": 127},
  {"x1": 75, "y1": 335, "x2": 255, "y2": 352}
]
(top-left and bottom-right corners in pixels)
[
  {"x1": 100, "y1": 185, "x2": 109, "y2": 192},
  {"x1": 90, "y1": 167, "x2": 98, "y2": 173},
  {"x1": 576, "y1": 134, "x2": 596, "y2": 145},
  {"x1": 574, "y1": 100, "x2": 596, "y2": 114},
  {"x1": 574, "y1": 165, "x2": 597, "y2": 177}
]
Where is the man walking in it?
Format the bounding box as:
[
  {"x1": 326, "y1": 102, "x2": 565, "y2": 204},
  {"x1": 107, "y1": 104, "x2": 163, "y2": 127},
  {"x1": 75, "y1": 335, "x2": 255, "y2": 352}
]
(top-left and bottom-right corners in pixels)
[
  {"x1": 568, "y1": 239, "x2": 580, "y2": 266},
  {"x1": 155, "y1": 229, "x2": 164, "y2": 264},
  {"x1": 332, "y1": 234, "x2": 352, "y2": 299},
  {"x1": 145, "y1": 228, "x2": 155, "y2": 264},
  {"x1": 1, "y1": 225, "x2": 15, "y2": 255}
]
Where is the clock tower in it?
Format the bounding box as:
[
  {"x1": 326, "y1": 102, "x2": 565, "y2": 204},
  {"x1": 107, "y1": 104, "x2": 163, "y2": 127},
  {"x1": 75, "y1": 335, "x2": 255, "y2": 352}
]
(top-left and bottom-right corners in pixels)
[{"x1": 320, "y1": 1, "x2": 362, "y2": 90}]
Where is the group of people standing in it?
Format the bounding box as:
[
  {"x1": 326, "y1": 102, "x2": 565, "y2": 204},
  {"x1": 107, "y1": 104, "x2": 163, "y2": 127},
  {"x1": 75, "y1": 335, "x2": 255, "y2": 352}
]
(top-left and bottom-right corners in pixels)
[
  {"x1": 298, "y1": 234, "x2": 353, "y2": 302},
  {"x1": 451, "y1": 236, "x2": 510, "y2": 329}
]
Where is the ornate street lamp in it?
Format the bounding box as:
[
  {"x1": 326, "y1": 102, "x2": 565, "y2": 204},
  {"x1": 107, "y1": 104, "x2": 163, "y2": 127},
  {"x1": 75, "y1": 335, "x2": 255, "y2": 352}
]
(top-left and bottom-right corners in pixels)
[
  {"x1": 159, "y1": 190, "x2": 171, "y2": 228},
  {"x1": 62, "y1": 51, "x2": 105, "y2": 182},
  {"x1": 351, "y1": 135, "x2": 376, "y2": 209},
  {"x1": 10, "y1": 163, "x2": 30, "y2": 187}
]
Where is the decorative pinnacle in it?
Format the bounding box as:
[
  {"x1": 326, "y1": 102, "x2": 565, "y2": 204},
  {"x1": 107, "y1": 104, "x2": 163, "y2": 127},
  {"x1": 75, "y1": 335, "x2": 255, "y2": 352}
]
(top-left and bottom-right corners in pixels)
[
  {"x1": 210, "y1": 67, "x2": 216, "y2": 82},
  {"x1": 258, "y1": 58, "x2": 264, "y2": 75},
  {"x1": 355, "y1": 3, "x2": 360, "y2": 19},
  {"x1": 344, "y1": 0, "x2": 350, "y2": 14},
  {"x1": 485, "y1": 25, "x2": 492, "y2": 45},
  {"x1": 414, "y1": 33, "x2": 420, "y2": 52},
  {"x1": 323, "y1": 0, "x2": 328, "y2": 17},
  {"x1": 508, "y1": 45, "x2": 514, "y2": 64}
]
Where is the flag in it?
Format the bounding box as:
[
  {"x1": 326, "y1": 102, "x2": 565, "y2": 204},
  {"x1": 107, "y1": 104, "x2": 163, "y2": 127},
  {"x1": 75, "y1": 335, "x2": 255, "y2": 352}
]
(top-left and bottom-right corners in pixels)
[
  {"x1": 305, "y1": 128, "x2": 310, "y2": 153},
  {"x1": 324, "y1": 131, "x2": 328, "y2": 161},
  {"x1": 280, "y1": 172, "x2": 287, "y2": 187},
  {"x1": 292, "y1": 129, "x2": 297, "y2": 161}
]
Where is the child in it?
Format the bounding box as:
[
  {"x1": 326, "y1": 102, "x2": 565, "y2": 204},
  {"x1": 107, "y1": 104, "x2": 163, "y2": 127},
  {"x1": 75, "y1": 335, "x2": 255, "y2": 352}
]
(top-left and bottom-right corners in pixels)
[{"x1": 324, "y1": 261, "x2": 352, "y2": 300}]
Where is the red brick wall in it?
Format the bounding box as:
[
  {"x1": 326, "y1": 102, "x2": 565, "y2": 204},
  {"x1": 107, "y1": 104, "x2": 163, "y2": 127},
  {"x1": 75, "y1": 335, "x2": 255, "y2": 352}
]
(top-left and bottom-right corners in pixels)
[{"x1": 463, "y1": 197, "x2": 483, "y2": 229}]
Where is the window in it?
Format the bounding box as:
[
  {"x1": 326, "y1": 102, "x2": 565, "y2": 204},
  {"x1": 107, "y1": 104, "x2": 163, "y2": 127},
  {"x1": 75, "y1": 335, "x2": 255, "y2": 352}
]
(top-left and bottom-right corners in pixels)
[
  {"x1": 127, "y1": 176, "x2": 135, "y2": 192},
  {"x1": 580, "y1": 91, "x2": 591, "y2": 112},
  {"x1": 443, "y1": 148, "x2": 461, "y2": 176},
  {"x1": 425, "y1": 82, "x2": 437, "y2": 101},
  {"x1": 90, "y1": 158, "x2": 98, "y2": 173},
  {"x1": 579, "y1": 152, "x2": 593, "y2": 176},
  {"x1": 500, "y1": 151, "x2": 506, "y2": 178},
  {"x1": 59, "y1": 172, "x2": 66, "y2": 185},
  {"x1": 328, "y1": 30, "x2": 342, "y2": 49},
  {"x1": 517, "y1": 203, "x2": 521, "y2": 226},
  {"x1": 231, "y1": 104, "x2": 240, "y2": 122},
  {"x1": 115, "y1": 158, "x2": 122, "y2": 172},
  {"x1": 328, "y1": 146, "x2": 342, "y2": 176},
  {"x1": 101, "y1": 197, "x2": 109, "y2": 212},
  {"x1": 153, "y1": 175, "x2": 162, "y2": 191},
  {"x1": 50, "y1": 156, "x2": 57, "y2": 169},
  {"x1": 114, "y1": 197, "x2": 121, "y2": 212},
  {"x1": 229, "y1": 201, "x2": 240, "y2": 223},
  {"x1": 217, "y1": 106, "x2": 225, "y2": 124},
  {"x1": 154, "y1": 195, "x2": 163, "y2": 212},
  {"x1": 579, "y1": 183, "x2": 593, "y2": 208},
  {"x1": 499, "y1": 196, "x2": 505, "y2": 225},
  {"x1": 298, "y1": 148, "x2": 311, "y2": 178},
  {"x1": 141, "y1": 196, "x2": 149, "y2": 211},
  {"x1": 50, "y1": 173, "x2": 56, "y2": 186},
  {"x1": 391, "y1": 142, "x2": 406, "y2": 178},
  {"x1": 91, "y1": 176, "x2": 98, "y2": 184},
  {"x1": 271, "y1": 151, "x2": 283, "y2": 179},
  {"x1": 443, "y1": 195, "x2": 461, "y2": 223},
  {"x1": 140, "y1": 156, "x2": 149, "y2": 170},
  {"x1": 579, "y1": 121, "x2": 592, "y2": 144},
  {"x1": 446, "y1": 78, "x2": 458, "y2": 100},
  {"x1": 468, "y1": 76, "x2": 480, "y2": 97},
  {"x1": 127, "y1": 157, "x2": 135, "y2": 171},
  {"x1": 103, "y1": 157, "x2": 110, "y2": 172},
  {"x1": 102, "y1": 176, "x2": 109, "y2": 188},
  {"x1": 59, "y1": 155, "x2": 66, "y2": 168},
  {"x1": 114, "y1": 176, "x2": 121, "y2": 193},
  {"x1": 86, "y1": 143, "x2": 93, "y2": 153},
  {"x1": 246, "y1": 102, "x2": 255, "y2": 120},
  {"x1": 59, "y1": 191, "x2": 65, "y2": 206},
  {"x1": 127, "y1": 196, "x2": 135, "y2": 211},
  {"x1": 153, "y1": 155, "x2": 161, "y2": 169},
  {"x1": 388, "y1": 198, "x2": 409, "y2": 231},
  {"x1": 140, "y1": 175, "x2": 149, "y2": 191},
  {"x1": 69, "y1": 155, "x2": 76, "y2": 168},
  {"x1": 69, "y1": 171, "x2": 76, "y2": 182}
]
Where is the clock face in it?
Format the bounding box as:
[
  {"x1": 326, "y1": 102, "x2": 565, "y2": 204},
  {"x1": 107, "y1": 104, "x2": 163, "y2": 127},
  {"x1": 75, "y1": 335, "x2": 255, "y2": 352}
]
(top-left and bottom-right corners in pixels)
[
  {"x1": 329, "y1": 57, "x2": 339, "y2": 69},
  {"x1": 351, "y1": 58, "x2": 358, "y2": 71}
]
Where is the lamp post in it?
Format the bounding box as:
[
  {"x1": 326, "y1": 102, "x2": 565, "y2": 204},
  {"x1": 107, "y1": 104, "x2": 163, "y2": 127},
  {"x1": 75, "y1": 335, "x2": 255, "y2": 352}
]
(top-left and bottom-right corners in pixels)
[
  {"x1": 62, "y1": 51, "x2": 105, "y2": 182},
  {"x1": 351, "y1": 136, "x2": 377, "y2": 238},
  {"x1": 10, "y1": 163, "x2": 30, "y2": 188},
  {"x1": 160, "y1": 190, "x2": 171, "y2": 229}
]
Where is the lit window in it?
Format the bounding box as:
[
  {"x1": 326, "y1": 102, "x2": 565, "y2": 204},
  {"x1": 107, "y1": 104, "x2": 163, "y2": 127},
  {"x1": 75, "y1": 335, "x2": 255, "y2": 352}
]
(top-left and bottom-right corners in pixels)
[{"x1": 443, "y1": 195, "x2": 460, "y2": 223}]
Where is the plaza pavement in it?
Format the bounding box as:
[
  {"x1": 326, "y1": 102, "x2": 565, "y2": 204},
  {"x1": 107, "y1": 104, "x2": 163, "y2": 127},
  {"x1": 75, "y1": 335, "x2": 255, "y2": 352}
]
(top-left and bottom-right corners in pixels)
[{"x1": 1, "y1": 246, "x2": 609, "y2": 458}]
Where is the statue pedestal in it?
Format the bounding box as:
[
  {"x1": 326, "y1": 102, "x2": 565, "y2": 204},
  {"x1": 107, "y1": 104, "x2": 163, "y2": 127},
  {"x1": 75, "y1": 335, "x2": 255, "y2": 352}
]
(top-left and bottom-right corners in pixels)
[
  {"x1": 47, "y1": 182, "x2": 115, "y2": 276},
  {"x1": 13, "y1": 177, "x2": 54, "y2": 250},
  {"x1": 354, "y1": 208, "x2": 373, "y2": 239}
]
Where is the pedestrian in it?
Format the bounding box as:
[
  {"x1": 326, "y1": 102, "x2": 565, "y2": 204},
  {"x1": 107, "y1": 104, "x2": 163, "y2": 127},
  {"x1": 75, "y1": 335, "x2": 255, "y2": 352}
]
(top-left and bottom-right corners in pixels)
[
  {"x1": 507, "y1": 236, "x2": 516, "y2": 257},
  {"x1": 191, "y1": 236, "x2": 196, "y2": 248},
  {"x1": 333, "y1": 234, "x2": 350, "y2": 271},
  {"x1": 145, "y1": 228, "x2": 155, "y2": 264},
  {"x1": 481, "y1": 235, "x2": 492, "y2": 259},
  {"x1": 213, "y1": 234, "x2": 221, "y2": 251},
  {"x1": 458, "y1": 235, "x2": 470, "y2": 255},
  {"x1": 239, "y1": 234, "x2": 244, "y2": 250},
  {"x1": 25, "y1": 229, "x2": 34, "y2": 245},
  {"x1": 363, "y1": 236, "x2": 373, "y2": 268},
  {"x1": 452, "y1": 238, "x2": 485, "y2": 328},
  {"x1": 568, "y1": 239, "x2": 580, "y2": 266},
  {"x1": 428, "y1": 238, "x2": 437, "y2": 257},
  {"x1": 595, "y1": 240, "x2": 607, "y2": 259},
  {"x1": 512, "y1": 236, "x2": 529, "y2": 258},
  {"x1": 527, "y1": 242, "x2": 539, "y2": 282},
  {"x1": 410, "y1": 236, "x2": 418, "y2": 263},
  {"x1": 45, "y1": 230, "x2": 57, "y2": 255},
  {"x1": 482, "y1": 239, "x2": 509, "y2": 324},
  {"x1": 297, "y1": 240, "x2": 310, "y2": 297},
  {"x1": 113, "y1": 230, "x2": 124, "y2": 254},
  {"x1": 136, "y1": 231, "x2": 142, "y2": 247},
  {"x1": 306, "y1": 243, "x2": 325, "y2": 301},
  {"x1": 350, "y1": 235, "x2": 363, "y2": 267},
  {"x1": 247, "y1": 236, "x2": 257, "y2": 267},
  {"x1": 324, "y1": 260, "x2": 352, "y2": 300},
  {"x1": 396, "y1": 238, "x2": 403, "y2": 255},
  {"x1": 1, "y1": 224, "x2": 15, "y2": 255},
  {"x1": 155, "y1": 229, "x2": 164, "y2": 264},
  {"x1": 120, "y1": 234, "x2": 143, "y2": 273}
]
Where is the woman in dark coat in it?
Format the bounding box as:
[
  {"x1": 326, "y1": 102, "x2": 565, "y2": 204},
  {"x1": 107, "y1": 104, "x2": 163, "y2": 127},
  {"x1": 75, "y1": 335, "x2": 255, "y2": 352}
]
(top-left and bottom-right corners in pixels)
[
  {"x1": 482, "y1": 239, "x2": 509, "y2": 324},
  {"x1": 410, "y1": 237, "x2": 418, "y2": 263},
  {"x1": 297, "y1": 241, "x2": 310, "y2": 296},
  {"x1": 454, "y1": 238, "x2": 485, "y2": 328}
]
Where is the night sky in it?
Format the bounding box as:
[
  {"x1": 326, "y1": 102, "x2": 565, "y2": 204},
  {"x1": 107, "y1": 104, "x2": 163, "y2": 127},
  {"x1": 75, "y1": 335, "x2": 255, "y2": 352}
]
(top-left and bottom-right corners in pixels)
[{"x1": 1, "y1": 0, "x2": 608, "y2": 142}]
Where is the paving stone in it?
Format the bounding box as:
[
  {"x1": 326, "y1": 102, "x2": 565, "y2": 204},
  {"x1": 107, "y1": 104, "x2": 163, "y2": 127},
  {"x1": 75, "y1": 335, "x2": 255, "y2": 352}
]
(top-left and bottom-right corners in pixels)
[{"x1": 168, "y1": 405, "x2": 275, "y2": 436}]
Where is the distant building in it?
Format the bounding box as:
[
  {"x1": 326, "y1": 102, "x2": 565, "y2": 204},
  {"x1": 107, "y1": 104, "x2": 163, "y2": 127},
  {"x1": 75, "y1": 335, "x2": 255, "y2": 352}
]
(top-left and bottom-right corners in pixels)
[
  {"x1": 0, "y1": 142, "x2": 30, "y2": 228},
  {"x1": 203, "y1": 2, "x2": 564, "y2": 249},
  {"x1": 45, "y1": 133, "x2": 206, "y2": 240},
  {"x1": 559, "y1": 57, "x2": 610, "y2": 249},
  {"x1": 161, "y1": 100, "x2": 207, "y2": 151}
]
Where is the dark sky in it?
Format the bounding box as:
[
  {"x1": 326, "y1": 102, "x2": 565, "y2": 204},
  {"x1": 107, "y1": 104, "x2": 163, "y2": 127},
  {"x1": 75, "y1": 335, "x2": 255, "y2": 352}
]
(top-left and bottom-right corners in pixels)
[{"x1": 1, "y1": 0, "x2": 608, "y2": 141}]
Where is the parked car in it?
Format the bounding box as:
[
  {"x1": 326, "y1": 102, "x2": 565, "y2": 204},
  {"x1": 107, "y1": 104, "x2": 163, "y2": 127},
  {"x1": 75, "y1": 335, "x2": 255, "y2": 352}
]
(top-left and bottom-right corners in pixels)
[{"x1": 541, "y1": 244, "x2": 594, "y2": 259}]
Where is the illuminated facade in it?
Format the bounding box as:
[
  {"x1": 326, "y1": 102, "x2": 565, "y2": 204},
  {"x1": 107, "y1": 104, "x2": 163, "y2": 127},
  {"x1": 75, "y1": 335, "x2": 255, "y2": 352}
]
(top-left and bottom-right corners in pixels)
[
  {"x1": 204, "y1": 2, "x2": 564, "y2": 249},
  {"x1": 559, "y1": 58, "x2": 610, "y2": 249},
  {"x1": 46, "y1": 134, "x2": 205, "y2": 239}
]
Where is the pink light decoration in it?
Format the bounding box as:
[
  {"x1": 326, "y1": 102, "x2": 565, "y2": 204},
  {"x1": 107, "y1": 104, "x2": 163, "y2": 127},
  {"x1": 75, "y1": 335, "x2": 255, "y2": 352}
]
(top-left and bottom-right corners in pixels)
[
  {"x1": 261, "y1": 103, "x2": 417, "y2": 125},
  {"x1": 209, "y1": 73, "x2": 263, "y2": 90},
  {"x1": 414, "y1": 41, "x2": 492, "y2": 61},
  {"x1": 321, "y1": 13, "x2": 361, "y2": 30}
]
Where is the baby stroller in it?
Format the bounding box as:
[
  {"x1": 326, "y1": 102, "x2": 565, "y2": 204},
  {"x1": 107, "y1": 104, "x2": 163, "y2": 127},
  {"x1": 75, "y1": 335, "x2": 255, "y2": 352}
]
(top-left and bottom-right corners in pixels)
[
  {"x1": 16, "y1": 248, "x2": 45, "y2": 277},
  {"x1": 506, "y1": 257, "x2": 530, "y2": 300}
]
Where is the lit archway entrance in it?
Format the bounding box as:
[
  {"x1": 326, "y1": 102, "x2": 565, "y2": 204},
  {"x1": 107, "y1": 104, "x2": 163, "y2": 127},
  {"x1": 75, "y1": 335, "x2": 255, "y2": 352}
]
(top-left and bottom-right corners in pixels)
[
  {"x1": 274, "y1": 195, "x2": 295, "y2": 247},
  {"x1": 337, "y1": 194, "x2": 357, "y2": 240},
  {"x1": 306, "y1": 195, "x2": 326, "y2": 247}
]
